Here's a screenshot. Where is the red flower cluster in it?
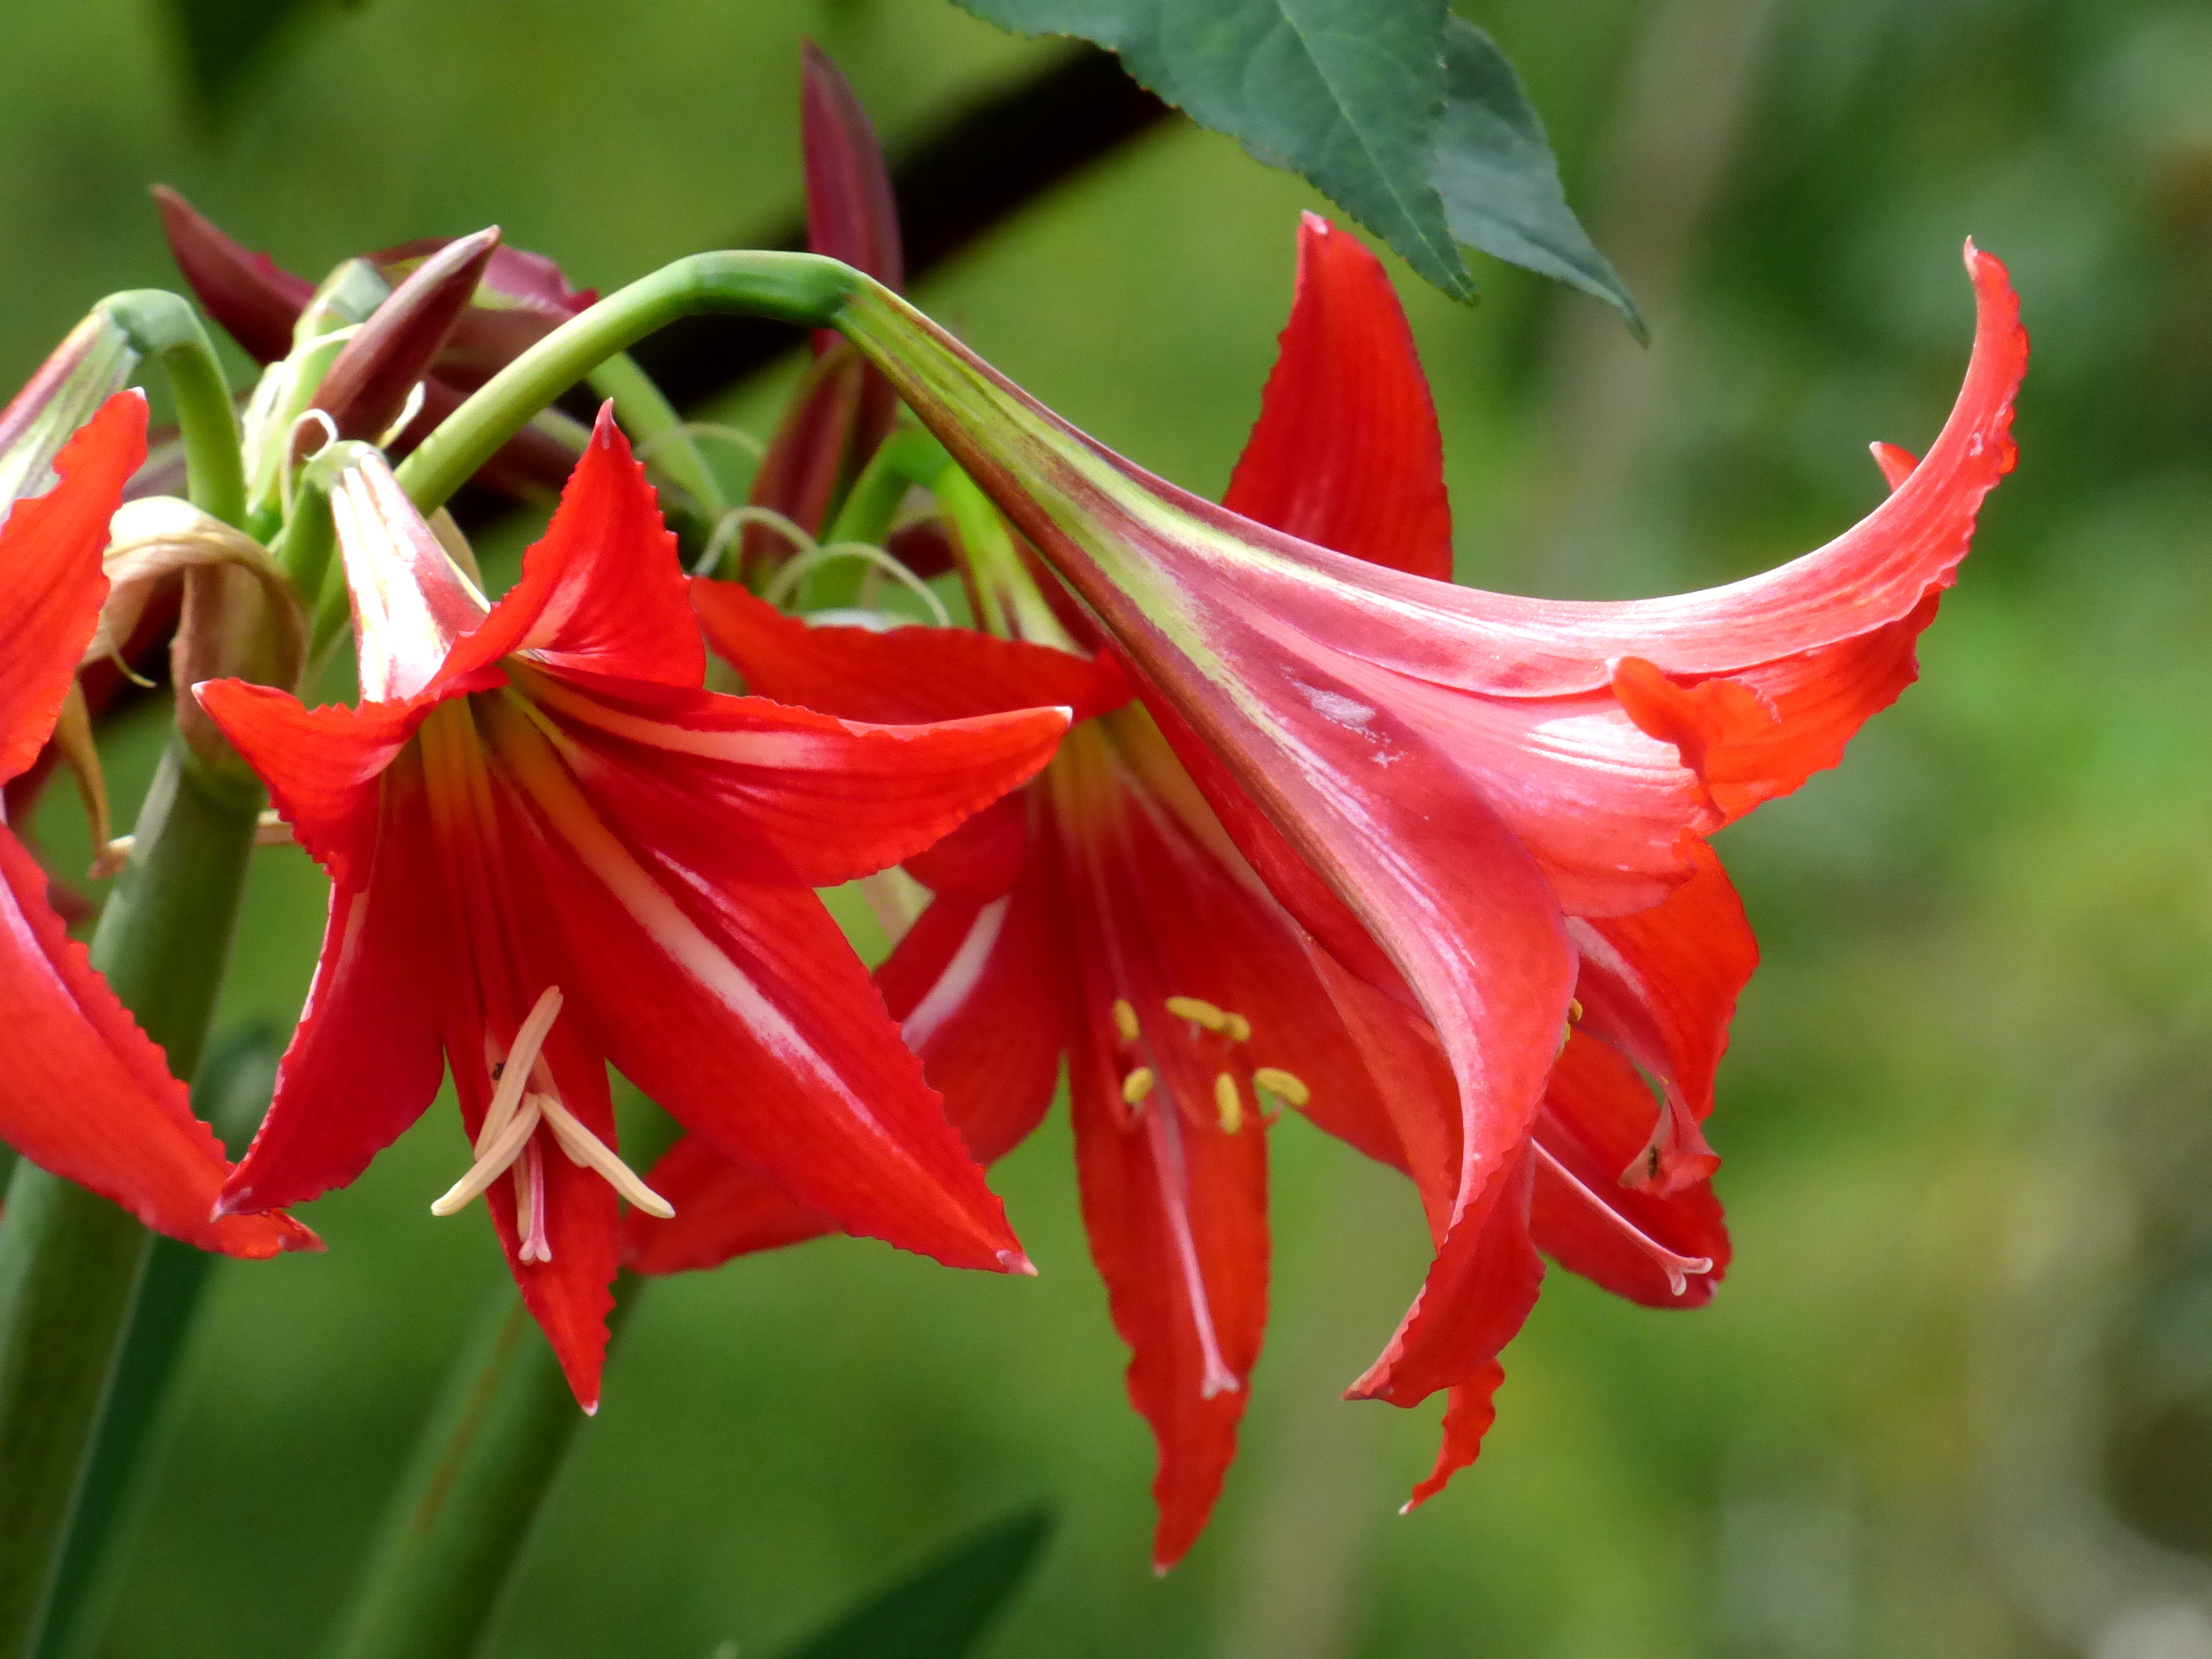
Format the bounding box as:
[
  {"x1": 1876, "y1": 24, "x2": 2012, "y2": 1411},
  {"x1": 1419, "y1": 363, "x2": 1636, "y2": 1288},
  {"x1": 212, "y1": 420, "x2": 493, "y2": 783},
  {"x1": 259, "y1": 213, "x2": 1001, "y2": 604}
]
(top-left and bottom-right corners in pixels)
[{"x1": 0, "y1": 44, "x2": 2024, "y2": 1575}]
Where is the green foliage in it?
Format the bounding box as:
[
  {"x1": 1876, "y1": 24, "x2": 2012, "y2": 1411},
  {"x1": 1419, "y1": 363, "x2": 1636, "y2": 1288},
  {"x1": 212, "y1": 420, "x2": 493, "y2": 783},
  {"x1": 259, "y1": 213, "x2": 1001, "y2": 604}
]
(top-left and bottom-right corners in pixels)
[
  {"x1": 952, "y1": 0, "x2": 1637, "y2": 325},
  {"x1": 779, "y1": 1509, "x2": 1052, "y2": 1659},
  {"x1": 162, "y1": 0, "x2": 331, "y2": 111},
  {"x1": 1434, "y1": 18, "x2": 1644, "y2": 341}
]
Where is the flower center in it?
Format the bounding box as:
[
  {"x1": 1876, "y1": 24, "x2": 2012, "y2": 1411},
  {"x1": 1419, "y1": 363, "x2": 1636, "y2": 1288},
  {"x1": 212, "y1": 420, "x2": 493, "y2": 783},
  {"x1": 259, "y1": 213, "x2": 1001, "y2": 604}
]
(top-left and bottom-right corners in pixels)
[{"x1": 429, "y1": 984, "x2": 674, "y2": 1259}]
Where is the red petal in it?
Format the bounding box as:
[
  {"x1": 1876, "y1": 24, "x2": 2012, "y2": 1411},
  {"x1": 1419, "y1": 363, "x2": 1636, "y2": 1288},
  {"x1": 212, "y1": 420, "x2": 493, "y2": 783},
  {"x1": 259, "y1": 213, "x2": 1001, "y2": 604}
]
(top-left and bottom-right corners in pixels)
[
  {"x1": 521, "y1": 669, "x2": 1069, "y2": 891},
  {"x1": 1224, "y1": 214, "x2": 1452, "y2": 582},
  {"x1": 877, "y1": 853, "x2": 1066, "y2": 1165},
  {"x1": 1871, "y1": 441, "x2": 1919, "y2": 492},
  {"x1": 903, "y1": 791, "x2": 1027, "y2": 898},
  {"x1": 191, "y1": 681, "x2": 424, "y2": 893},
  {"x1": 150, "y1": 187, "x2": 313, "y2": 365},
  {"x1": 438, "y1": 406, "x2": 702, "y2": 691},
  {"x1": 1406, "y1": 1373, "x2": 1504, "y2": 1510},
  {"x1": 217, "y1": 754, "x2": 447, "y2": 1215},
  {"x1": 0, "y1": 393, "x2": 147, "y2": 780},
  {"x1": 691, "y1": 577, "x2": 1131, "y2": 724},
  {"x1": 627, "y1": 847, "x2": 1067, "y2": 1278},
  {"x1": 624, "y1": 1136, "x2": 835, "y2": 1274},
  {"x1": 482, "y1": 1073, "x2": 620, "y2": 1411},
  {"x1": 0, "y1": 827, "x2": 315, "y2": 1256},
  {"x1": 1071, "y1": 1042, "x2": 1267, "y2": 1572},
  {"x1": 1529, "y1": 1033, "x2": 1729, "y2": 1307},
  {"x1": 1567, "y1": 837, "x2": 1753, "y2": 1190},
  {"x1": 485, "y1": 697, "x2": 1026, "y2": 1274},
  {"x1": 1345, "y1": 1148, "x2": 1541, "y2": 1478}
]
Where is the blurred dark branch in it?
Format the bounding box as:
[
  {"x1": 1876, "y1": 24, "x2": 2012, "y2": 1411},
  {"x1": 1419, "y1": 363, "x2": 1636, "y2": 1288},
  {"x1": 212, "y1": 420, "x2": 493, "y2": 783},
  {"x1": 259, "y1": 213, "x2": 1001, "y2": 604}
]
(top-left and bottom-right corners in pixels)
[{"x1": 626, "y1": 44, "x2": 1171, "y2": 412}]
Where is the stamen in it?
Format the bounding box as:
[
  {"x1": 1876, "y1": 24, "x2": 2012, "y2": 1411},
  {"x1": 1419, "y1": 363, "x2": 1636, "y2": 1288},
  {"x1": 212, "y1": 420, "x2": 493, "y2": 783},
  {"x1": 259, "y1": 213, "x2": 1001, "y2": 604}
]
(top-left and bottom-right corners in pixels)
[
  {"x1": 429, "y1": 1096, "x2": 543, "y2": 1216},
  {"x1": 475, "y1": 986, "x2": 564, "y2": 1158},
  {"x1": 1112, "y1": 998, "x2": 1140, "y2": 1045},
  {"x1": 1165, "y1": 995, "x2": 1228, "y2": 1033},
  {"x1": 535, "y1": 1092, "x2": 675, "y2": 1218},
  {"x1": 1252, "y1": 1067, "x2": 1310, "y2": 1108},
  {"x1": 1214, "y1": 1072, "x2": 1243, "y2": 1135},
  {"x1": 1568, "y1": 998, "x2": 1584, "y2": 1023},
  {"x1": 1121, "y1": 1066, "x2": 1155, "y2": 1107},
  {"x1": 1532, "y1": 1142, "x2": 1712, "y2": 1295},
  {"x1": 1220, "y1": 1011, "x2": 1251, "y2": 1044},
  {"x1": 516, "y1": 1140, "x2": 553, "y2": 1263}
]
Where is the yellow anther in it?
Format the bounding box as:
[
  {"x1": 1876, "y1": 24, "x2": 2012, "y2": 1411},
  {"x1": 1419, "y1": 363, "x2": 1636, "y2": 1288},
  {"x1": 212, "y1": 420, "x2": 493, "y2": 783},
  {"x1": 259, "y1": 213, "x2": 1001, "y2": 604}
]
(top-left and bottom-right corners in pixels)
[
  {"x1": 1214, "y1": 1072, "x2": 1243, "y2": 1134},
  {"x1": 1166, "y1": 995, "x2": 1228, "y2": 1033},
  {"x1": 1568, "y1": 998, "x2": 1585, "y2": 1023},
  {"x1": 1252, "y1": 1067, "x2": 1310, "y2": 1108},
  {"x1": 1112, "y1": 998, "x2": 1140, "y2": 1045},
  {"x1": 1122, "y1": 1066, "x2": 1155, "y2": 1106},
  {"x1": 1220, "y1": 1011, "x2": 1252, "y2": 1044}
]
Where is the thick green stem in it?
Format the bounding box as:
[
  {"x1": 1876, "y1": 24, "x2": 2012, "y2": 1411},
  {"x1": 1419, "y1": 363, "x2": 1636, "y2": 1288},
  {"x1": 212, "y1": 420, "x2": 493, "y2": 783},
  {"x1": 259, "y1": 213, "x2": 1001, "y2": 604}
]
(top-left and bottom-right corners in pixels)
[
  {"x1": 97, "y1": 291, "x2": 245, "y2": 529},
  {"x1": 0, "y1": 741, "x2": 262, "y2": 1659},
  {"x1": 319, "y1": 1279, "x2": 645, "y2": 1659},
  {"x1": 396, "y1": 252, "x2": 856, "y2": 514},
  {"x1": 35, "y1": 1032, "x2": 280, "y2": 1659}
]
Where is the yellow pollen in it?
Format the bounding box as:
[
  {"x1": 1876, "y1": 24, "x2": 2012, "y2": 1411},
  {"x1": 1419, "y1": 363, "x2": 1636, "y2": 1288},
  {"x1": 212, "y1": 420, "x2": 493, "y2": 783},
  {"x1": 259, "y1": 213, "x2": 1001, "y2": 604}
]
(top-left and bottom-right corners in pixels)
[
  {"x1": 1568, "y1": 998, "x2": 1584, "y2": 1023},
  {"x1": 1214, "y1": 1072, "x2": 1243, "y2": 1134},
  {"x1": 1252, "y1": 1067, "x2": 1310, "y2": 1108},
  {"x1": 1112, "y1": 998, "x2": 1140, "y2": 1045},
  {"x1": 1166, "y1": 995, "x2": 1228, "y2": 1033},
  {"x1": 1122, "y1": 1066, "x2": 1155, "y2": 1106},
  {"x1": 1220, "y1": 1011, "x2": 1252, "y2": 1044}
]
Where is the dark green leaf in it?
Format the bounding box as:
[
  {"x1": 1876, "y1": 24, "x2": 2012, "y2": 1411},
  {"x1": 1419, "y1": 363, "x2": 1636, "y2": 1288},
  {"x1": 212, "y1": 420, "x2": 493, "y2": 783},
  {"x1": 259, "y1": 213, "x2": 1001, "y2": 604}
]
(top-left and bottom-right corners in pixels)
[
  {"x1": 957, "y1": 0, "x2": 1476, "y2": 300},
  {"x1": 777, "y1": 1508, "x2": 1053, "y2": 1659},
  {"x1": 1434, "y1": 16, "x2": 1647, "y2": 340}
]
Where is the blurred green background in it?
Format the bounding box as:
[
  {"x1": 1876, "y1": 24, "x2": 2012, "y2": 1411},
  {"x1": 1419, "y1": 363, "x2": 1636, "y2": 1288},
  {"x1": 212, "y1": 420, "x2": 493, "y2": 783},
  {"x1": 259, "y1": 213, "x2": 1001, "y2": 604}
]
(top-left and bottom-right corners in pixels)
[{"x1": 10, "y1": 0, "x2": 2212, "y2": 1653}]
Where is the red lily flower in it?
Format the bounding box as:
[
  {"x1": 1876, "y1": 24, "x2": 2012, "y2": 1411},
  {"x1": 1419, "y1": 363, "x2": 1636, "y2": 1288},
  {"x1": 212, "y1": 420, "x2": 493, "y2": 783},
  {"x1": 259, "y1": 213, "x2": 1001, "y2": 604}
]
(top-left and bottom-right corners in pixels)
[
  {"x1": 631, "y1": 219, "x2": 1753, "y2": 1551},
  {"x1": 0, "y1": 342, "x2": 312, "y2": 1258},
  {"x1": 828, "y1": 219, "x2": 2026, "y2": 1460},
  {"x1": 196, "y1": 407, "x2": 1069, "y2": 1405}
]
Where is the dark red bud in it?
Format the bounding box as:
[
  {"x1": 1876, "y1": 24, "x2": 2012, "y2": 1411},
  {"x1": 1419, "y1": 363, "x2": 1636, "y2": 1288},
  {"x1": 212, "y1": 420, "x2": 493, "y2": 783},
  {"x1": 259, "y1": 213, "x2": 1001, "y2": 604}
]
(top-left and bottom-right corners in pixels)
[
  {"x1": 150, "y1": 186, "x2": 314, "y2": 365},
  {"x1": 801, "y1": 42, "x2": 904, "y2": 290},
  {"x1": 313, "y1": 226, "x2": 501, "y2": 442}
]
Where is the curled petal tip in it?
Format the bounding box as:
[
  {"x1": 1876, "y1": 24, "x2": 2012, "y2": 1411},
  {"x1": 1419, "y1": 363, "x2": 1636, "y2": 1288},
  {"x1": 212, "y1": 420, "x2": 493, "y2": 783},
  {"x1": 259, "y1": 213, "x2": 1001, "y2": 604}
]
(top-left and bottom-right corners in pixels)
[
  {"x1": 998, "y1": 1248, "x2": 1039, "y2": 1277},
  {"x1": 209, "y1": 1189, "x2": 243, "y2": 1220},
  {"x1": 1398, "y1": 1499, "x2": 1418, "y2": 1516},
  {"x1": 582, "y1": 1398, "x2": 601, "y2": 1417},
  {"x1": 1151, "y1": 1560, "x2": 1174, "y2": 1580}
]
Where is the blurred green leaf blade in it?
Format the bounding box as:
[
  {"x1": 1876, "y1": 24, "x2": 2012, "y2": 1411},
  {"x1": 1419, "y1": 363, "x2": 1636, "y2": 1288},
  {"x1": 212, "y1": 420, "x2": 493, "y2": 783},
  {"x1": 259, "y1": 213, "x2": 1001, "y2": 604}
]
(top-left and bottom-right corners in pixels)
[
  {"x1": 957, "y1": 0, "x2": 1477, "y2": 300},
  {"x1": 777, "y1": 1508, "x2": 1052, "y2": 1659},
  {"x1": 163, "y1": 0, "x2": 331, "y2": 111},
  {"x1": 1435, "y1": 16, "x2": 1645, "y2": 340}
]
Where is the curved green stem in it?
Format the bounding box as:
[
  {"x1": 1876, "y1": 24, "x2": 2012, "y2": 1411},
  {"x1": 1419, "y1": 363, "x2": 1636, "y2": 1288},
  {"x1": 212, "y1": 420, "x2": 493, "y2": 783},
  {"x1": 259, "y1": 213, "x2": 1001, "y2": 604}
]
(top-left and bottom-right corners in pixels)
[
  {"x1": 0, "y1": 741, "x2": 263, "y2": 1659},
  {"x1": 396, "y1": 252, "x2": 857, "y2": 514},
  {"x1": 97, "y1": 291, "x2": 245, "y2": 529}
]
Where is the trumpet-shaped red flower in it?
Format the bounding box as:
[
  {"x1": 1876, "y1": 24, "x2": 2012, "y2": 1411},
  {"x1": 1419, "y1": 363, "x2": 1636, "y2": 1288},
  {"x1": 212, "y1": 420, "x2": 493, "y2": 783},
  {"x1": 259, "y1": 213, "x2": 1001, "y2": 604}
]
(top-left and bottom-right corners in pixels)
[
  {"x1": 628, "y1": 218, "x2": 1770, "y2": 1556},
  {"x1": 0, "y1": 340, "x2": 312, "y2": 1257},
  {"x1": 823, "y1": 217, "x2": 2025, "y2": 1462},
  {"x1": 197, "y1": 407, "x2": 1069, "y2": 1405}
]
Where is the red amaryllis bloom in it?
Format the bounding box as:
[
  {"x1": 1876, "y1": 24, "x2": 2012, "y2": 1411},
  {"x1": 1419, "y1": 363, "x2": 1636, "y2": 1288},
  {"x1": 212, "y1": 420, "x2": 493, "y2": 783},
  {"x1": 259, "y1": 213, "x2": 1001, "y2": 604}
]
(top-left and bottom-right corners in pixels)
[
  {"x1": 196, "y1": 407, "x2": 1069, "y2": 1405},
  {"x1": 626, "y1": 219, "x2": 1749, "y2": 1556},
  {"x1": 822, "y1": 220, "x2": 2026, "y2": 1465},
  {"x1": 0, "y1": 346, "x2": 311, "y2": 1257}
]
